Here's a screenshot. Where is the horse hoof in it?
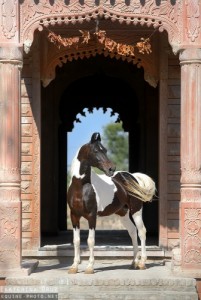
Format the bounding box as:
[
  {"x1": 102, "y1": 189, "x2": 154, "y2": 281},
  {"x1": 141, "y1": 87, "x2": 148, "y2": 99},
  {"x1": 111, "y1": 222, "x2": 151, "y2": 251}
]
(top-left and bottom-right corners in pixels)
[
  {"x1": 137, "y1": 263, "x2": 146, "y2": 270},
  {"x1": 68, "y1": 267, "x2": 78, "y2": 274},
  {"x1": 85, "y1": 268, "x2": 94, "y2": 274}
]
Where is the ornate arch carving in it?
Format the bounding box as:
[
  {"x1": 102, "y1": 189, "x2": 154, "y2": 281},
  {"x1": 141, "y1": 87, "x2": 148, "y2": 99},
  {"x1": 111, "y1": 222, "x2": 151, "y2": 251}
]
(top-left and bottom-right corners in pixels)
[
  {"x1": 20, "y1": 0, "x2": 182, "y2": 54},
  {"x1": 41, "y1": 46, "x2": 159, "y2": 88},
  {"x1": 20, "y1": 0, "x2": 185, "y2": 87}
]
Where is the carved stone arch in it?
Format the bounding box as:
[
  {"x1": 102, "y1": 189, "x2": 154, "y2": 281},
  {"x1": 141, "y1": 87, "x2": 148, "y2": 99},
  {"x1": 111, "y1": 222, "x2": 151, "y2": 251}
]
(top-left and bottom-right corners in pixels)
[
  {"x1": 59, "y1": 71, "x2": 141, "y2": 132},
  {"x1": 71, "y1": 107, "x2": 121, "y2": 131},
  {"x1": 41, "y1": 46, "x2": 159, "y2": 88},
  {"x1": 20, "y1": 1, "x2": 181, "y2": 54}
]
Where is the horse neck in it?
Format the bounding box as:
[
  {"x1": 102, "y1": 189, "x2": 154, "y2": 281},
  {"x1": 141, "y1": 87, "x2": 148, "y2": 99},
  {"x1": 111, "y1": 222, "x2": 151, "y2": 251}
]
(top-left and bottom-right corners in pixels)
[
  {"x1": 70, "y1": 155, "x2": 92, "y2": 184},
  {"x1": 79, "y1": 160, "x2": 92, "y2": 184}
]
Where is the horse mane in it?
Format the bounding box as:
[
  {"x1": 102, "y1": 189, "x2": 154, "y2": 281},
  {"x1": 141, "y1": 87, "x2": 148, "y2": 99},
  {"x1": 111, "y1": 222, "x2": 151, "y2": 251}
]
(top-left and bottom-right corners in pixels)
[{"x1": 114, "y1": 171, "x2": 156, "y2": 202}]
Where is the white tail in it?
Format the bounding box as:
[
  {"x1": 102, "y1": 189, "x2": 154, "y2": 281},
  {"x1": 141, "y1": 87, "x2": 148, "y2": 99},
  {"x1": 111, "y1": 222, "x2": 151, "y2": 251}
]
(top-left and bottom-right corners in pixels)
[{"x1": 132, "y1": 172, "x2": 156, "y2": 202}]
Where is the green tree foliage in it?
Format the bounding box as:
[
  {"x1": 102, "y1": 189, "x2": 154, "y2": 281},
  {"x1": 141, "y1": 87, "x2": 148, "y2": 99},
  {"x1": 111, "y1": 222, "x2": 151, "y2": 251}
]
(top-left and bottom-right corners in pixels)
[{"x1": 102, "y1": 122, "x2": 128, "y2": 171}]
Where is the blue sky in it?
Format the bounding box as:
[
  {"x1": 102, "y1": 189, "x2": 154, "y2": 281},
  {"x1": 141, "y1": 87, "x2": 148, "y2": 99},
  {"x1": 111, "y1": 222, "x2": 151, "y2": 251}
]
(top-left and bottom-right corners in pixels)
[{"x1": 67, "y1": 108, "x2": 119, "y2": 165}]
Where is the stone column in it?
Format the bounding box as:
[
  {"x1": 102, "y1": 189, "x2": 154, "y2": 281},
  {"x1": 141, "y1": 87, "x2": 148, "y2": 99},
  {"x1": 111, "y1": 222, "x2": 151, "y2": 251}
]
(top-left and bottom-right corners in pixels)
[
  {"x1": 180, "y1": 48, "x2": 201, "y2": 271},
  {"x1": 0, "y1": 46, "x2": 25, "y2": 276}
]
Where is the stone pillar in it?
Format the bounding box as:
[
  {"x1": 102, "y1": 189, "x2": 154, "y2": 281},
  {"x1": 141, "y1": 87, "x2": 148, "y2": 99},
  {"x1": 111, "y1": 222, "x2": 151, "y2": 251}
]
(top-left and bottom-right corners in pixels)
[
  {"x1": 180, "y1": 48, "x2": 201, "y2": 271},
  {"x1": 0, "y1": 46, "x2": 25, "y2": 277}
]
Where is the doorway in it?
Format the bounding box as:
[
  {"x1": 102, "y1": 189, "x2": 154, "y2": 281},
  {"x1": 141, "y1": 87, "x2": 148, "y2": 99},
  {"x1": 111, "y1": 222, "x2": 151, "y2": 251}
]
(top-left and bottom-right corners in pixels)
[{"x1": 41, "y1": 55, "x2": 159, "y2": 245}]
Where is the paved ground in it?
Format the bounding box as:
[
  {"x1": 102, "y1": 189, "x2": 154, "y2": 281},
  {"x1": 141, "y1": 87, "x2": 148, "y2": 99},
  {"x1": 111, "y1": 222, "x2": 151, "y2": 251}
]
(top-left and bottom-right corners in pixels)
[
  {"x1": 3, "y1": 231, "x2": 199, "y2": 299},
  {"x1": 30, "y1": 257, "x2": 169, "y2": 278},
  {"x1": 3, "y1": 258, "x2": 198, "y2": 299}
]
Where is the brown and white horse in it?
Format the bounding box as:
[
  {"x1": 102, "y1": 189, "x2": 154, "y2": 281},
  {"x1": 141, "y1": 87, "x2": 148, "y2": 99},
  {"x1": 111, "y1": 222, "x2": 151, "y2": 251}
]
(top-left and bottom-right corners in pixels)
[{"x1": 67, "y1": 132, "x2": 156, "y2": 274}]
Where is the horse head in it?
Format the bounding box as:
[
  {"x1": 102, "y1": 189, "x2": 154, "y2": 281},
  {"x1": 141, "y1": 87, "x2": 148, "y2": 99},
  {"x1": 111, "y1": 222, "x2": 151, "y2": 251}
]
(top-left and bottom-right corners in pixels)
[{"x1": 78, "y1": 132, "x2": 116, "y2": 177}]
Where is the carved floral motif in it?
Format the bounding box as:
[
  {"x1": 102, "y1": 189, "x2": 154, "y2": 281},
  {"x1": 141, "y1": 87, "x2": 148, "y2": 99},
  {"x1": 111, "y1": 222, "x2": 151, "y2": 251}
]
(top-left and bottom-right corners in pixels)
[
  {"x1": 32, "y1": 106, "x2": 40, "y2": 241},
  {"x1": 186, "y1": 0, "x2": 200, "y2": 42},
  {"x1": 184, "y1": 208, "x2": 201, "y2": 265},
  {"x1": 2, "y1": 0, "x2": 17, "y2": 39},
  {"x1": 0, "y1": 206, "x2": 18, "y2": 237},
  {"x1": 22, "y1": 201, "x2": 31, "y2": 212},
  {"x1": 181, "y1": 159, "x2": 201, "y2": 184},
  {"x1": 0, "y1": 205, "x2": 19, "y2": 265}
]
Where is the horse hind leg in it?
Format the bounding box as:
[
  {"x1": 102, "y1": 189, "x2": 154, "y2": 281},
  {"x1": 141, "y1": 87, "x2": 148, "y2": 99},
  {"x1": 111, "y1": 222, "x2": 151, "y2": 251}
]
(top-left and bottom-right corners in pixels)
[
  {"x1": 119, "y1": 211, "x2": 139, "y2": 270},
  {"x1": 133, "y1": 208, "x2": 147, "y2": 270}
]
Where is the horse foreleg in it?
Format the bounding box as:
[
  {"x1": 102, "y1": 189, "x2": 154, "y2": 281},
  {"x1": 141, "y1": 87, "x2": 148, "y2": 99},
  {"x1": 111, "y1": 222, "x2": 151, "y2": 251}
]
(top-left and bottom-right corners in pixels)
[
  {"x1": 133, "y1": 208, "x2": 147, "y2": 269},
  {"x1": 85, "y1": 228, "x2": 95, "y2": 274},
  {"x1": 68, "y1": 227, "x2": 80, "y2": 274}
]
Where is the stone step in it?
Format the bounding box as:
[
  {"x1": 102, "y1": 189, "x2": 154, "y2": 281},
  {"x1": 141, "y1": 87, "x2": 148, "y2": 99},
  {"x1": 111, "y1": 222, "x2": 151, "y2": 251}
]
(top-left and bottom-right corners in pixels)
[
  {"x1": 23, "y1": 244, "x2": 170, "y2": 259},
  {"x1": 3, "y1": 259, "x2": 198, "y2": 300}
]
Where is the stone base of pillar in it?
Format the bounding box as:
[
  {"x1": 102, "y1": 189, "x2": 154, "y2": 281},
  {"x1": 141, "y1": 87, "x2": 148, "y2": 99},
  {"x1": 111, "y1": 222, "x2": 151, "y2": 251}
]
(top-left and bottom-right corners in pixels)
[
  {"x1": 180, "y1": 201, "x2": 201, "y2": 271},
  {"x1": 0, "y1": 201, "x2": 22, "y2": 277},
  {"x1": 1, "y1": 268, "x2": 30, "y2": 278},
  {"x1": 0, "y1": 260, "x2": 39, "y2": 278}
]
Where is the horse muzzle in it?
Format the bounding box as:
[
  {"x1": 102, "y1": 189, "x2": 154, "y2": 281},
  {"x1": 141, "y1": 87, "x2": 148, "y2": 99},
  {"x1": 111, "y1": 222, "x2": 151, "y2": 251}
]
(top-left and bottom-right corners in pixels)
[{"x1": 105, "y1": 165, "x2": 116, "y2": 177}]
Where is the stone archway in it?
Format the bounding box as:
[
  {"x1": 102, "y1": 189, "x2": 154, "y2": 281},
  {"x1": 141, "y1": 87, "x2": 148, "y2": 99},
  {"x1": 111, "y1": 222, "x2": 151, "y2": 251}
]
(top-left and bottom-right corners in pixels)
[
  {"x1": 1, "y1": 0, "x2": 200, "y2": 277},
  {"x1": 19, "y1": 0, "x2": 182, "y2": 255}
]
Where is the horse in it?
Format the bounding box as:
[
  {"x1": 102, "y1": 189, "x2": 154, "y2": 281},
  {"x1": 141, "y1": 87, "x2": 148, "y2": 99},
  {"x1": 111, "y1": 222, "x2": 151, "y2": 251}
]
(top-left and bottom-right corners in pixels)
[{"x1": 67, "y1": 132, "x2": 156, "y2": 274}]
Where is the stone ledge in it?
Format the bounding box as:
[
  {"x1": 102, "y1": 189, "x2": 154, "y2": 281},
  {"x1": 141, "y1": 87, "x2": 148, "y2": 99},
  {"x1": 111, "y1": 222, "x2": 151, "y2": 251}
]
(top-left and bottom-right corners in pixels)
[
  {"x1": 22, "y1": 245, "x2": 169, "y2": 258},
  {"x1": 5, "y1": 276, "x2": 196, "y2": 288}
]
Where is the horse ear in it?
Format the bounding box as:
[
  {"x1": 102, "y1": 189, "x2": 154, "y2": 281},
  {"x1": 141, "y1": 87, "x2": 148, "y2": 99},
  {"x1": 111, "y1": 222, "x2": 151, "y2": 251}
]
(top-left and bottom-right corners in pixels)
[{"x1": 91, "y1": 132, "x2": 101, "y2": 143}]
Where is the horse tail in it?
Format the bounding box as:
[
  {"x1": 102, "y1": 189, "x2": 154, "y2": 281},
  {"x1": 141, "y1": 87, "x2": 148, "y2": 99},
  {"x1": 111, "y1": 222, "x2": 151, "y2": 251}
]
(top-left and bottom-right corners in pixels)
[
  {"x1": 132, "y1": 172, "x2": 156, "y2": 202},
  {"x1": 113, "y1": 171, "x2": 156, "y2": 202}
]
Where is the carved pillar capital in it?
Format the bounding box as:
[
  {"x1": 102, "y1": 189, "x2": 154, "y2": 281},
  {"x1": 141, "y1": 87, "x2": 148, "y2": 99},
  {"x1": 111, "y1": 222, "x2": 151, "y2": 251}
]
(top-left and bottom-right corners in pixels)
[
  {"x1": 179, "y1": 48, "x2": 201, "y2": 64},
  {"x1": 0, "y1": 45, "x2": 23, "y2": 63}
]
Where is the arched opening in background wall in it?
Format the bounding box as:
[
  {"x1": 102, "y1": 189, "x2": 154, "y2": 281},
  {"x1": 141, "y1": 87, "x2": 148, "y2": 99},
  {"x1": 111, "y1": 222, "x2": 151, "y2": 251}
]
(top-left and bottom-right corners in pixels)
[{"x1": 67, "y1": 107, "x2": 128, "y2": 230}]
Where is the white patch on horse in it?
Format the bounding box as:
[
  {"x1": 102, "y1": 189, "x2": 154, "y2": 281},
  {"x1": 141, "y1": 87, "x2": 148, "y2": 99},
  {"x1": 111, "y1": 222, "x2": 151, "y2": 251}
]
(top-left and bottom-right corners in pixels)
[
  {"x1": 91, "y1": 170, "x2": 117, "y2": 212},
  {"x1": 70, "y1": 148, "x2": 85, "y2": 180}
]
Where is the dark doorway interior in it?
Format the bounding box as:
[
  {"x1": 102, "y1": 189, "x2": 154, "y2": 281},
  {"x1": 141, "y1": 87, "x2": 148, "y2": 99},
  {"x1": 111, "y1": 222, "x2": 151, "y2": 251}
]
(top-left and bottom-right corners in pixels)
[{"x1": 41, "y1": 55, "x2": 159, "y2": 244}]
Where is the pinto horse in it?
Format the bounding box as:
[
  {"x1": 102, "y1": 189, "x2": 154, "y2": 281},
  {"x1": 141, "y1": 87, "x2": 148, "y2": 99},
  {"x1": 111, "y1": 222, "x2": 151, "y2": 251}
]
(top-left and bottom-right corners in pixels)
[{"x1": 67, "y1": 132, "x2": 156, "y2": 274}]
